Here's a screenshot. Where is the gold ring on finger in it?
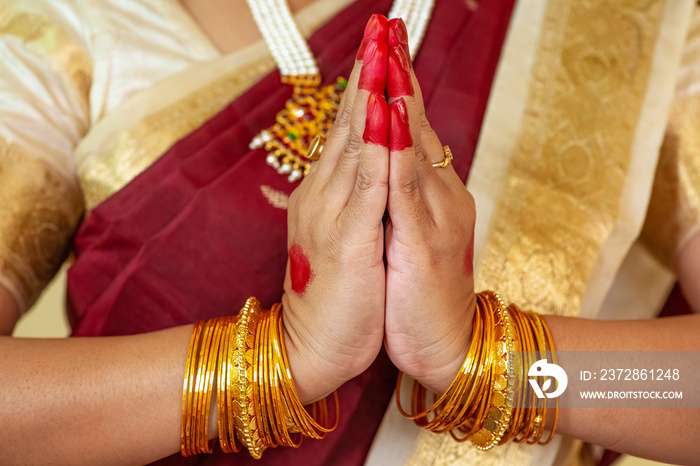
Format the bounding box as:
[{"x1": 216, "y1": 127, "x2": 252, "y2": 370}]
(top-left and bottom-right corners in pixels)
[
  {"x1": 306, "y1": 134, "x2": 326, "y2": 162},
  {"x1": 432, "y1": 145, "x2": 453, "y2": 168}
]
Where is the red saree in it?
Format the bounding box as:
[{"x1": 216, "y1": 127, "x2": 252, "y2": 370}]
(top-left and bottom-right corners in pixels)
[{"x1": 66, "y1": 0, "x2": 515, "y2": 464}]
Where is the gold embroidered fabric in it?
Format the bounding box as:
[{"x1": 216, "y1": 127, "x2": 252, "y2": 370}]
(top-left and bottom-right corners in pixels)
[
  {"x1": 78, "y1": 56, "x2": 275, "y2": 211},
  {"x1": 641, "y1": 93, "x2": 700, "y2": 270},
  {"x1": 406, "y1": 432, "x2": 533, "y2": 466},
  {"x1": 0, "y1": 140, "x2": 84, "y2": 312},
  {"x1": 0, "y1": 8, "x2": 92, "y2": 105},
  {"x1": 475, "y1": 0, "x2": 663, "y2": 317},
  {"x1": 260, "y1": 185, "x2": 289, "y2": 210}
]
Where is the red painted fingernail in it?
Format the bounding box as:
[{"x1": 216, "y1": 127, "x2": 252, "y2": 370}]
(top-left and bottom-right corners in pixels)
[
  {"x1": 390, "y1": 98, "x2": 412, "y2": 151},
  {"x1": 363, "y1": 93, "x2": 389, "y2": 147},
  {"x1": 388, "y1": 18, "x2": 408, "y2": 47},
  {"x1": 357, "y1": 15, "x2": 388, "y2": 60},
  {"x1": 388, "y1": 43, "x2": 414, "y2": 98},
  {"x1": 364, "y1": 14, "x2": 389, "y2": 40},
  {"x1": 358, "y1": 40, "x2": 388, "y2": 93},
  {"x1": 289, "y1": 244, "x2": 314, "y2": 295}
]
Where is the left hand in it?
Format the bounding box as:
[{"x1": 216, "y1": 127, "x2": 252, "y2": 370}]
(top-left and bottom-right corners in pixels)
[{"x1": 383, "y1": 18, "x2": 476, "y2": 394}]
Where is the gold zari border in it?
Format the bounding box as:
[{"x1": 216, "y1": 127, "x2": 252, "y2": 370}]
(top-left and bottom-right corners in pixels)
[
  {"x1": 0, "y1": 140, "x2": 84, "y2": 311},
  {"x1": 474, "y1": 0, "x2": 664, "y2": 318},
  {"x1": 78, "y1": 57, "x2": 275, "y2": 211}
]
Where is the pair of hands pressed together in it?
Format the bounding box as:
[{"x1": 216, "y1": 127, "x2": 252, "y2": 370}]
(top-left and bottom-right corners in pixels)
[{"x1": 281, "y1": 15, "x2": 477, "y2": 404}]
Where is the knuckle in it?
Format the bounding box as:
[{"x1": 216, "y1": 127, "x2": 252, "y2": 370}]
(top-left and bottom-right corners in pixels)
[
  {"x1": 324, "y1": 125, "x2": 337, "y2": 141},
  {"x1": 354, "y1": 163, "x2": 387, "y2": 196},
  {"x1": 323, "y1": 226, "x2": 348, "y2": 260},
  {"x1": 393, "y1": 174, "x2": 421, "y2": 198},
  {"x1": 413, "y1": 140, "x2": 429, "y2": 166},
  {"x1": 344, "y1": 126, "x2": 364, "y2": 156},
  {"x1": 336, "y1": 150, "x2": 357, "y2": 175},
  {"x1": 334, "y1": 103, "x2": 353, "y2": 131}
]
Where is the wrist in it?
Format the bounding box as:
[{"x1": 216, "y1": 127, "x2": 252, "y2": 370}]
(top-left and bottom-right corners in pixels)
[
  {"x1": 411, "y1": 295, "x2": 475, "y2": 395},
  {"x1": 415, "y1": 333, "x2": 471, "y2": 395},
  {"x1": 281, "y1": 294, "x2": 341, "y2": 404},
  {"x1": 283, "y1": 325, "x2": 337, "y2": 405}
]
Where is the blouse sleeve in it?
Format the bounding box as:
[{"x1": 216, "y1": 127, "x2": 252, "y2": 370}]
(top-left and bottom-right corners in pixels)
[{"x1": 0, "y1": 1, "x2": 89, "y2": 313}]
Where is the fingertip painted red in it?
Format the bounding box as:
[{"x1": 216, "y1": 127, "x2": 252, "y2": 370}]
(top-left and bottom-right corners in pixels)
[
  {"x1": 358, "y1": 40, "x2": 388, "y2": 94},
  {"x1": 357, "y1": 14, "x2": 389, "y2": 60},
  {"x1": 388, "y1": 43, "x2": 414, "y2": 98},
  {"x1": 389, "y1": 98, "x2": 412, "y2": 151},
  {"x1": 289, "y1": 243, "x2": 314, "y2": 295},
  {"x1": 364, "y1": 14, "x2": 389, "y2": 41},
  {"x1": 363, "y1": 93, "x2": 389, "y2": 147},
  {"x1": 388, "y1": 18, "x2": 408, "y2": 47}
]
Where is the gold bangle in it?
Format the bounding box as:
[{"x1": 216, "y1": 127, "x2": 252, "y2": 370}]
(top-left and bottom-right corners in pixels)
[
  {"x1": 232, "y1": 298, "x2": 267, "y2": 459},
  {"x1": 472, "y1": 292, "x2": 515, "y2": 450},
  {"x1": 394, "y1": 291, "x2": 559, "y2": 450},
  {"x1": 271, "y1": 304, "x2": 339, "y2": 439},
  {"x1": 217, "y1": 317, "x2": 239, "y2": 453},
  {"x1": 181, "y1": 321, "x2": 204, "y2": 457},
  {"x1": 181, "y1": 318, "x2": 229, "y2": 456},
  {"x1": 396, "y1": 295, "x2": 490, "y2": 435},
  {"x1": 201, "y1": 319, "x2": 226, "y2": 453},
  {"x1": 181, "y1": 298, "x2": 340, "y2": 458}
]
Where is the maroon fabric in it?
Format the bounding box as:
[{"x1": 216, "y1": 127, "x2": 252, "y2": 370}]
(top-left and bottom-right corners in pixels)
[
  {"x1": 658, "y1": 283, "x2": 694, "y2": 318},
  {"x1": 66, "y1": 0, "x2": 515, "y2": 464}
]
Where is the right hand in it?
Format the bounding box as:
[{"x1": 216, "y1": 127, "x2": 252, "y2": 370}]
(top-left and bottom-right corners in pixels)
[{"x1": 281, "y1": 14, "x2": 390, "y2": 404}]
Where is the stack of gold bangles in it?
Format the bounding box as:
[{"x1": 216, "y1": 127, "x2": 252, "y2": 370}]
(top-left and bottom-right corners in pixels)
[
  {"x1": 395, "y1": 291, "x2": 558, "y2": 450},
  {"x1": 180, "y1": 298, "x2": 338, "y2": 458},
  {"x1": 181, "y1": 291, "x2": 557, "y2": 457}
]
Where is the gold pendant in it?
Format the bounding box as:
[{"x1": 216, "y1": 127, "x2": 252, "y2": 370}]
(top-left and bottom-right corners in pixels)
[{"x1": 250, "y1": 74, "x2": 347, "y2": 182}]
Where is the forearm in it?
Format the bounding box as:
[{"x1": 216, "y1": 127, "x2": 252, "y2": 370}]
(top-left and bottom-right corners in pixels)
[
  {"x1": 0, "y1": 326, "x2": 193, "y2": 465},
  {"x1": 544, "y1": 314, "x2": 700, "y2": 464}
]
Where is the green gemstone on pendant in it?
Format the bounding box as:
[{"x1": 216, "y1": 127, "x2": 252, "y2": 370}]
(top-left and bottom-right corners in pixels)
[
  {"x1": 336, "y1": 77, "x2": 348, "y2": 89},
  {"x1": 288, "y1": 132, "x2": 298, "y2": 141}
]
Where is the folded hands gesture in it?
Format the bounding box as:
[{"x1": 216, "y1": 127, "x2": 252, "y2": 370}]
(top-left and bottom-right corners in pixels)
[{"x1": 283, "y1": 14, "x2": 476, "y2": 402}]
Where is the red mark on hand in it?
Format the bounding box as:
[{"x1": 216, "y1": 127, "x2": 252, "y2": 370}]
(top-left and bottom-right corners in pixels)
[
  {"x1": 363, "y1": 93, "x2": 389, "y2": 147},
  {"x1": 389, "y1": 98, "x2": 413, "y2": 151},
  {"x1": 289, "y1": 243, "x2": 314, "y2": 295},
  {"x1": 464, "y1": 239, "x2": 474, "y2": 277}
]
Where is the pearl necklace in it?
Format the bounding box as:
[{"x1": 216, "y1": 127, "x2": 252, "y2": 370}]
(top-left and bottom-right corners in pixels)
[
  {"x1": 248, "y1": 0, "x2": 436, "y2": 182},
  {"x1": 246, "y1": 0, "x2": 319, "y2": 77}
]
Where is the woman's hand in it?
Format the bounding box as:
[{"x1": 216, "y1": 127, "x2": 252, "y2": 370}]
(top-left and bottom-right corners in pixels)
[
  {"x1": 282, "y1": 14, "x2": 391, "y2": 404},
  {"x1": 383, "y1": 19, "x2": 476, "y2": 395}
]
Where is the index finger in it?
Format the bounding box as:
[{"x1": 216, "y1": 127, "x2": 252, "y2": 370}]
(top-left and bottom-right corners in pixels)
[{"x1": 313, "y1": 14, "x2": 388, "y2": 181}]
